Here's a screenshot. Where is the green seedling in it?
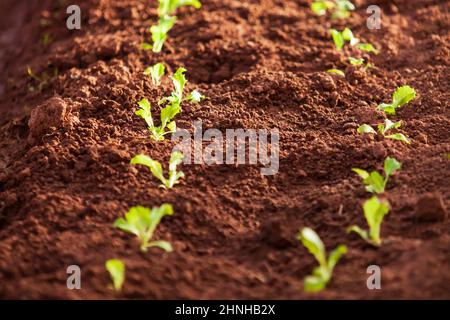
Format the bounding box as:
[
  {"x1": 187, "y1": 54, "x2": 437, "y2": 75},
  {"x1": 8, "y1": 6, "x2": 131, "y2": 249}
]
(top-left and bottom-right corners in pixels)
[
  {"x1": 357, "y1": 43, "x2": 379, "y2": 54},
  {"x1": 330, "y1": 27, "x2": 359, "y2": 50},
  {"x1": 131, "y1": 151, "x2": 185, "y2": 189},
  {"x1": 136, "y1": 68, "x2": 203, "y2": 141},
  {"x1": 311, "y1": 1, "x2": 355, "y2": 19},
  {"x1": 348, "y1": 57, "x2": 364, "y2": 66},
  {"x1": 357, "y1": 119, "x2": 410, "y2": 144},
  {"x1": 158, "y1": 0, "x2": 202, "y2": 17},
  {"x1": 114, "y1": 204, "x2": 174, "y2": 252},
  {"x1": 145, "y1": 15, "x2": 177, "y2": 53},
  {"x1": 105, "y1": 259, "x2": 125, "y2": 291},
  {"x1": 347, "y1": 196, "x2": 390, "y2": 246},
  {"x1": 27, "y1": 67, "x2": 58, "y2": 92},
  {"x1": 377, "y1": 86, "x2": 416, "y2": 115},
  {"x1": 352, "y1": 157, "x2": 401, "y2": 194},
  {"x1": 144, "y1": 62, "x2": 165, "y2": 86},
  {"x1": 135, "y1": 98, "x2": 178, "y2": 141},
  {"x1": 297, "y1": 227, "x2": 347, "y2": 292},
  {"x1": 327, "y1": 69, "x2": 345, "y2": 77}
]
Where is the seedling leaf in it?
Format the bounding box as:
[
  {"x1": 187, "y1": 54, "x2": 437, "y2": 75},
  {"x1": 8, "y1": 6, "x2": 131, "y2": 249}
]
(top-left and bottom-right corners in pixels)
[
  {"x1": 327, "y1": 69, "x2": 345, "y2": 77},
  {"x1": 358, "y1": 43, "x2": 379, "y2": 54},
  {"x1": 105, "y1": 259, "x2": 125, "y2": 291}
]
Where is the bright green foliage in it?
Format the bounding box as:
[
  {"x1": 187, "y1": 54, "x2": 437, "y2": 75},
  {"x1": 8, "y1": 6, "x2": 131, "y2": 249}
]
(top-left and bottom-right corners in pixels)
[
  {"x1": 135, "y1": 98, "x2": 179, "y2": 141},
  {"x1": 330, "y1": 27, "x2": 359, "y2": 50},
  {"x1": 352, "y1": 157, "x2": 401, "y2": 194},
  {"x1": 357, "y1": 43, "x2": 379, "y2": 54},
  {"x1": 158, "y1": 0, "x2": 202, "y2": 17},
  {"x1": 311, "y1": 1, "x2": 355, "y2": 19},
  {"x1": 114, "y1": 204, "x2": 174, "y2": 252},
  {"x1": 105, "y1": 259, "x2": 125, "y2": 291},
  {"x1": 357, "y1": 119, "x2": 410, "y2": 144},
  {"x1": 297, "y1": 227, "x2": 347, "y2": 292},
  {"x1": 377, "y1": 86, "x2": 416, "y2": 115},
  {"x1": 144, "y1": 63, "x2": 165, "y2": 86},
  {"x1": 147, "y1": 15, "x2": 177, "y2": 53},
  {"x1": 158, "y1": 67, "x2": 204, "y2": 106},
  {"x1": 311, "y1": 1, "x2": 335, "y2": 15},
  {"x1": 347, "y1": 196, "x2": 390, "y2": 246},
  {"x1": 348, "y1": 57, "x2": 364, "y2": 66},
  {"x1": 327, "y1": 69, "x2": 345, "y2": 76},
  {"x1": 131, "y1": 151, "x2": 185, "y2": 189}
]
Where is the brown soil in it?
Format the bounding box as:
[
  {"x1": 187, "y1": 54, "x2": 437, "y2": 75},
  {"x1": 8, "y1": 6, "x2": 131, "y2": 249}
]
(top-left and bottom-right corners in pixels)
[{"x1": 0, "y1": 0, "x2": 449, "y2": 299}]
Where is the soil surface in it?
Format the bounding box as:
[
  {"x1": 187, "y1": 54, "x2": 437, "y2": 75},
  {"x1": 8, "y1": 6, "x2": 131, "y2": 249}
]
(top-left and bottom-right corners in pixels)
[{"x1": 0, "y1": 0, "x2": 449, "y2": 299}]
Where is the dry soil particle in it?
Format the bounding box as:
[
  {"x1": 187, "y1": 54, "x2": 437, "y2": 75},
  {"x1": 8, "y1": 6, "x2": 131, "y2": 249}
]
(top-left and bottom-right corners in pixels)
[{"x1": 0, "y1": 0, "x2": 449, "y2": 299}]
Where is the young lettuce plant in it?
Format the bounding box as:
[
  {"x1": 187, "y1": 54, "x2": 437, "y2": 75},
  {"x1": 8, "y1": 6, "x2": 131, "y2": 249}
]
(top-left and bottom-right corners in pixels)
[
  {"x1": 352, "y1": 157, "x2": 401, "y2": 194},
  {"x1": 159, "y1": 67, "x2": 205, "y2": 106},
  {"x1": 144, "y1": 62, "x2": 165, "y2": 86},
  {"x1": 330, "y1": 27, "x2": 359, "y2": 50},
  {"x1": 311, "y1": 1, "x2": 355, "y2": 19},
  {"x1": 347, "y1": 196, "x2": 390, "y2": 246},
  {"x1": 377, "y1": 86, "x2": 416, "y2": 115},
  {"x1": 327, "y1": 69, "x2": 345, "y2": 77},
  {"x1": 357, "y1": 119, "x2": 410, "y2": 144},
  {"x1": 297, "y1": 227, "x2": 347, "y2": 292},
  {"x1": 357, "y1": 43, "x2": 379, "y2": 54},
  {"x1": 143, "y1": 1, "x2": 202, "y2": 53},
  {"x1": 135, "y1": 98, "x2": 178, "y2": 141},
  {"x1": 114, "y1": 204, "x2": 174, "y2": 252},
  {"x1": 131, "y1": 151, "x2": 185, "y2": 189},
  {"x1": 348, "y1": 57, "x2": 373, "y2": 70},
  {"x1": 105, "y1": 259, "x2": 125, "y2": 291}
]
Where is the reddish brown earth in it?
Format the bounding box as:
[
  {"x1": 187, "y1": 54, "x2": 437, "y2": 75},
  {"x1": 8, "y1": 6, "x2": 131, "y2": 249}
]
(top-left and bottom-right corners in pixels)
[{"x1": 0, "y1": 0, "x2": 449, "y2": 299}]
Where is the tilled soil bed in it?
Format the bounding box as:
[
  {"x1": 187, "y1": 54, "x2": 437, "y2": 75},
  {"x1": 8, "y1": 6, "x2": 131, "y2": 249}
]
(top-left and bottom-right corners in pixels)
[{"x1": 0, "y1": 0, "x2": 449, "y2": 299}]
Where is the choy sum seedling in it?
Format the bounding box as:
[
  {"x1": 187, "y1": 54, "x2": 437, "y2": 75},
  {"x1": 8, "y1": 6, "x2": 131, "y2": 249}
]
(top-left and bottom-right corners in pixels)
[
  {"x1": 144, "y1": 62, "x2": 165, "y2": 86},
  {"x1": 357, "y1": 119, "x2": 411, "y2": 144},
  {"x1": 330, "y1": 27, "x2": 359, "y2": 50},
  {"x1": 131, "y1": 151, "x2": 185, "y2": 189},
  {"x1": 114, "y1": 204, "x2": 174, "y2": 252},
  {"x1": 347, "y1": 196, "x2": 390, "y2": 246},
  {"x1": 377, "y1": 86, "x2": 416, "y2": 115},
  {"x1": 105, "y1": 259, "x2": 125, "y2": 291},
  {"x1": 352, "y1": 157, "x2": 401, "y2": 194},
  {"x1": 311, "y1": 1, "x2": 355, "y2": 19},
  {"x1": 297, "y1": 227, "x2": 347, "y2": 292}
]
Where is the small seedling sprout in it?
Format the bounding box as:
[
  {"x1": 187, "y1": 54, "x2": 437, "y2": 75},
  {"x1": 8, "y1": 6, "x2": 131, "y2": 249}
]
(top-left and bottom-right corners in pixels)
[
  {"x1": 114, "y1": 204, "x2": 174, "y2": 252},
  {"x1": 327, "y1": 69, "x2": 345, "y2": 77},
  {"x1": 131, "y1": 151, "x2": 185, "y2": 189},
  {"x1": 357, "y1": 119, "x2": 410, "y2": 144},
  {"x1": 105, "y1": 259, "x2": 125, "y2": 291},
  {"x1": 144, "y1": 62, "x2": 165, "y2": 86},
  {"x1": 347, "y1": 196, "x2": 390, "y2": 246},
  {"x1": 377, "y1": 86, "x2": 416, "y2": 115},
  {"x1": 330, "y1": 27, "x2": 359, "y2": 50},
  {"x1": 311, "y1": 1, "x2": 355, "y2": 19},
  {"x1": 352, "y1": 157, "x2": 401, "y2": 194},
  {"x1": 297, "y1": 227, "x2": 347, "y2": 292}
]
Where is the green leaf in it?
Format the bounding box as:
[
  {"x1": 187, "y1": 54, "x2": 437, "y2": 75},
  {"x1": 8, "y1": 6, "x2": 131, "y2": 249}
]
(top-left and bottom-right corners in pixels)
[
  {"x1": 330, "y1": 29, "x2": 344, "y2": 50},
  {"x1": 352, "y1": 168, "x2": 369, "y2": 180},
  {"x1": 135, "y1": 99, "x2": 154, "y2": 128},
  {"x1": 130, "y1": 154, "x2": 166, "y2": 185},
  {"x1": 160, "y1": 102, "x2": 181, "y2": 128},
  {"x1": 147, "y1": 240, "x2": 173, "y2": 252},
  {"x1": 150, "y1": 16, "x2": 177, "y2": 53},
  {"x1": 366, "y1": 171, "x2": 385, "y2": 194},
  {"x1": 172, "y1": 67, "x2": 187, "y2": 101},
  {"x1": 377, "y1": 103, "x2": 396, "y2": 115},
  {"x1": 311, "y1": 1, "x2": 335, "y2": 16},
  {"x1": 145, "y1": 63, "x2": 165, "y2": 86},
  {"x1": 385, "y1": 133, "x2": 410, "y2": 144},
  {"x1": 392, "y1": 85, "x2": 416, "y2": 108},
  {"x1": 342, "y1": 28, "x2": 359, "y2": 46},
  {"x1": 141, "y1": 42, "x2": 153, "y2": 50},
  {"x1": 297, "y1": 227, "x2": 326, "y2": 267},
  {"x1": 347, "y1": 225, "x2": 369, "y2": 240},
  {"x1": 380, "y1": 119, "x2": 402, "y2": 135},
  {"x1": 384, "y1": 157, "x2": 401, "y2": 177},
  {"x1": 105, "y1": 259, "x2": 125, "y2": 291},
  {"x1": 349, "y1": 57, "x2": 364, "y2": 66},
  {"x1": 327, "y1": 244, "x2": 347, "y2": 271},
  {"x1": 357, "y1": 124, "x2": 377, "y2": 134},
  {"x1": 358, "y1": 43, "x2": 379, "y2": 54},
  {"x1": 327, "y1": 69, "x2": 345, "y2": 77},
  {"x1": 363, "y1": 196, "x2": 390, "y2": 245}
]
